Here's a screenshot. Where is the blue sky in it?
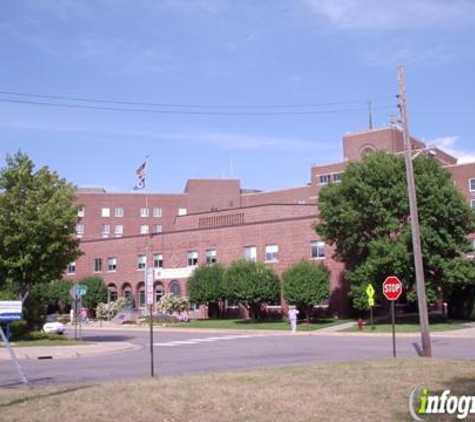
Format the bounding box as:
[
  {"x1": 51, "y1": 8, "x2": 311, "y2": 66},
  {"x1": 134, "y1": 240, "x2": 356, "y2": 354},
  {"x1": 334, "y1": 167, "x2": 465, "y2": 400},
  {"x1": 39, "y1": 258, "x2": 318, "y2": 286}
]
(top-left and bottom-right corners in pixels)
[{"x1": 1, "y1": 0, "x2": 474, "y2": 193}]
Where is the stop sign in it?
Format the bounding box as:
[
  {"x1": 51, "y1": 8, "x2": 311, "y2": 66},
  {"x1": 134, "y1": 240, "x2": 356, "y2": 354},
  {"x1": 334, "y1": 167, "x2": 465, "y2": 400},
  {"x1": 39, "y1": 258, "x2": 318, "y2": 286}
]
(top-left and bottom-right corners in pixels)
[{"x1": 382, "y1": 276, "x2": 403, "y2": 301}]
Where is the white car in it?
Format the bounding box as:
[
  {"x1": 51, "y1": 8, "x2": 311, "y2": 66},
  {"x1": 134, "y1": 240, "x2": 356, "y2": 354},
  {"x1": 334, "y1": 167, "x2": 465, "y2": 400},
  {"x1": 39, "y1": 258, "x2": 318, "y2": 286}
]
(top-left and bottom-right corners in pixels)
[{"x1": 43, "y1": 321, "x2": 66, "y2": 334}]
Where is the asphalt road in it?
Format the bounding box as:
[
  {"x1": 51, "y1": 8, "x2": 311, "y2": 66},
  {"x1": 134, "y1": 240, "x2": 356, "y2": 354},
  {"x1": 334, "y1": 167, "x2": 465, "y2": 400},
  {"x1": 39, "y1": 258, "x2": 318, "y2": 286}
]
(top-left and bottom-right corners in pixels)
[{"x1": 1, "y1": 328, "x2": 475, "y2": 387}]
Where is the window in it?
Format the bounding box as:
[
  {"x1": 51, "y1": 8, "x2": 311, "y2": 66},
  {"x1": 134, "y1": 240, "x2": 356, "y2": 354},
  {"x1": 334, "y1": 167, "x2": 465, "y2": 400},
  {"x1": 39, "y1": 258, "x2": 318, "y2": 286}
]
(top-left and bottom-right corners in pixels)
[
  {"x1": 101, "y1": 207, "x2": 110, "y2": 217},
  {"x1": 153, "y1": 253, "x2": 163, "y2": 269},
  {"x1": 138, "y1": 289, "x2": 146, "y2": 308},
  {"x1": 101, "y1": 224, "x2": 110, "y2": 237},
  {"x1": 178, "y1": 208, "x2": 187, "y2": 216},
  {"x1": 137, "y1": 255, "x2": 147, "y2": 270},
  {"x1": 187, "y1": 251, "x2": 198, "y2": 266},
  {"x1": 469, "y1": 178, "x2": 475, "y2": 192},
  {"x1": 155, "y1": 284, "x2": 164, "y2": 302},
  {"x1": 170, "y1": 281, "x2": 181, "y2": 297},
  {"x1": 265, "y1": 244, "x2": 279, "y2": 262},
  {"x1": 152, "y1": 224, "x2": 162, "y2": 234},
  {"x1": 108, "y1": 288, "x2": 118, "y2": 302},
  {"x1": 93, "y1": 258, "x2": 102, "y2": 273},
  {"x1": 140, "y1": 225, "x2": 149, "y2": 234},
  {"x1": 471, "y1": 199, "x2": 475, "y2": 209},
  {"x1": 297, "y1": 200, "x2": 306, "y2": 205},
  {"x1": 75, "y1": 224, "x2": 84, "y2": 237},
  {"x1": 153, "y1": 207, "x2": 163, "y2": 217},
  {"x1": 67, "y1": 262, "x2": 76, "y2": 274},
  {"x1": 243, "y1": 246, "x2": 257, "y2": 262},
  {"x1": 107, "y1": 257, "x2": 117, "y2": 272},
  {"x1": 140, "y1": 207, "x2": 149, "y2": 217},
  {"x1": 78, "y1": 207, "x2": 85, "y2": 217},
  {"x1": 206, "y1": 249, "x2": 216, "y2": 264},
  {"x1": 115, "y1": 225, "x2": 123, "y2": 237},
  {"x1": 332, "y1": 173, "x2": 342, "y2": 183},
  {"x1": 311, "y1": 241, "x2": 325, "y2": 259},
  {"x1": 472, "y1": 239, "x2": 475, "y2": 252},
  {"x1": 319, "y1": 174, "x2": 329, "y2": 184},
  {"x1": 114, "y1": 207, "x2": 124, "y2": 217}
]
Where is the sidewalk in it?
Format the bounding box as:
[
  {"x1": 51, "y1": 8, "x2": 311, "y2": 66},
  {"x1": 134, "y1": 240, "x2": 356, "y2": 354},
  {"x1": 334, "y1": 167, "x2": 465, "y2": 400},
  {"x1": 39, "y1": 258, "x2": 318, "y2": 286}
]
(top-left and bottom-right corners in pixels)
[{"x1": 0, "y1": 341, "x2": 140, "y2": 361}]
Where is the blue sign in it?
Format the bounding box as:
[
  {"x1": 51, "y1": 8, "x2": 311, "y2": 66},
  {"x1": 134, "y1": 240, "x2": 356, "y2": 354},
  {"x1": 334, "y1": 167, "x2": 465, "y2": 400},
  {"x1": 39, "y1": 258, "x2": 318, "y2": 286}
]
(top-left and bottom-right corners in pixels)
[{"x1": 0, "y1": 301, "x2": 23, "y2": 322}]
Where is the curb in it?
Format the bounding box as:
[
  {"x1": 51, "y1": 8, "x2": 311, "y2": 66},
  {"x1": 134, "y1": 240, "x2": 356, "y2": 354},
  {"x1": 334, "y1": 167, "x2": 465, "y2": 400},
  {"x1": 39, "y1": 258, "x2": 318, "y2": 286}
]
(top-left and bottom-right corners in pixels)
[{"x1": 0, "y1": 341, "x2": 141, "y2": 361}]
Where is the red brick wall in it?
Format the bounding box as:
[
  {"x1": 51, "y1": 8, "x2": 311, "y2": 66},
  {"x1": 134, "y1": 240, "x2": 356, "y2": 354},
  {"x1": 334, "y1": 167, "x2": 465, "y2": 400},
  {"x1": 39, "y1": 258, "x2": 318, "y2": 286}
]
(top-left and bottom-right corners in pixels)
[{"x1": 69, "y1": 210, "x2": 347, "y2": 315}]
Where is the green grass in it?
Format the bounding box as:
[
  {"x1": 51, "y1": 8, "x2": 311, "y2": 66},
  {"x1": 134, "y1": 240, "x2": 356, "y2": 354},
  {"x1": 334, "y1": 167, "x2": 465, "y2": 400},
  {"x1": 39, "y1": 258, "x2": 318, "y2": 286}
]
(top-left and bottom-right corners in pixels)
[
  {"x1": 1, "y1": 331, "x2": 87, "y2": 347},
  {"x1": 343, "y1": 314, "x2": 468, "y2": 333},
  {"x1": 1, "y1": 358, "x2": 474, "y2": 421},
  {"x1": 150, "y1": 318, "x2": 350, "y2": 331}
]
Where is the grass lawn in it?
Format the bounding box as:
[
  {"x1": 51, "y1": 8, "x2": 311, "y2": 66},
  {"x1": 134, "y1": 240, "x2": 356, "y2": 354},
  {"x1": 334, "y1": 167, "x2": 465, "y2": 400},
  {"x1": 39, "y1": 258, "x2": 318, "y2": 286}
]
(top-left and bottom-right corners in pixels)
[
  {"x1": 150, "y1": 318, "x2": 350, "y2": 331},
  {"x1": 2, "y1": 358, "x2": 474, "y2": 421},
  {"x1": 343, "y1": 314, "x2": 468, "y2": 333},
  {"x1": 1, "y1": 332, "x2": 87, "y2": 347}
]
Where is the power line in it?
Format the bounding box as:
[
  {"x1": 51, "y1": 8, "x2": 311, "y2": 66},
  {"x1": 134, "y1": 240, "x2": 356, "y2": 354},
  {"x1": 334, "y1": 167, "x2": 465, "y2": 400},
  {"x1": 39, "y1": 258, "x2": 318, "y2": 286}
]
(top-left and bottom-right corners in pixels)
[
  {"x1": 0, "y1": 97, "x2": 395, "y2": 116},
  {"x1": 0, "y1": 89, "x2": 394, "y2": 110}
]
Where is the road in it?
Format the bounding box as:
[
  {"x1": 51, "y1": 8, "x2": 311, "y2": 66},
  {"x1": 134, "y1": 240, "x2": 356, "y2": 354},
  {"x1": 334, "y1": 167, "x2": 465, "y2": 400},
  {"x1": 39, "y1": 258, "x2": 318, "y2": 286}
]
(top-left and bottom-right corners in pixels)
[{"x1": 1, "y1": 328, "x2": 475, "y2": 387}]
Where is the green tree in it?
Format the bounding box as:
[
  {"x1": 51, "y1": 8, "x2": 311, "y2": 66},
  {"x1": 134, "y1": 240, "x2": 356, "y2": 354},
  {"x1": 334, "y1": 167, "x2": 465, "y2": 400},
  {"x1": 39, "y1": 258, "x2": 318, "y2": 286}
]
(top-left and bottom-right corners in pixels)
[
  {"x1": 282, "y1": 260, "x2": 329, "y2": 323},
  {"x1": 316, "y1": 151, "x2": 475, "y2": 311},
  {"x1": 224, "y1": 260, "x2": 280, "y2": 321},
  {"x1": 49, "y1": 279, "x2": 74, "y2": 313},
  {"x1": 79, "y1": 276, "x2": 107, "y2": 316},
  {"x1": 187, "y1": 263, "x2": 226, "y2": 318},
  {"x1": 0, "y1": 151, "x2": 82, "y2": 301}
]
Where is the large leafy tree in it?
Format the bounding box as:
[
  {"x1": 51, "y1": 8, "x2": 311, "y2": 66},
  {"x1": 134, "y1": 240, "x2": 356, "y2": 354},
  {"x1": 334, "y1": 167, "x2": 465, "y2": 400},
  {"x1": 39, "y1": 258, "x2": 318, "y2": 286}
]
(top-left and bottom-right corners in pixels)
[
  {"x1": 224, "y1": 260, "x2": 280, "y2": 321},
  {"x1": 79, "y1": 276, "x2": 107, "y2": 315},
  {"x1": 282, "y1": 260, "x2": 329, "y2": 323},
  {"x1": 316, "y1": 151, "x2": 475, "y2": 311},
  {"x1": 0, "y1": 151, "x2": 82, "y2": 301},
  {"x1": 187, "y1": 263, "x2": 226, "y2": 318}
]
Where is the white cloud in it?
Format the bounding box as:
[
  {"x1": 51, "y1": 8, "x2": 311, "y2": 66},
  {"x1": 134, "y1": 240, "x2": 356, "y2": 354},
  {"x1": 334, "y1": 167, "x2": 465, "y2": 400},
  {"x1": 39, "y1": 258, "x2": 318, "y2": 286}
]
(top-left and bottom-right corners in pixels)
[
  {"x1": 0, "y1": 116, "x2": 334, "y2": 152},
  {"x1": 365, "y1": 46, "x2": 455, "y2": 67},
  {"x1": 430, "y1": 136, "x2": 475, "y2": 164},
  {"x1": 302, "y1": 0, "x2": 475, "y2": 31}
]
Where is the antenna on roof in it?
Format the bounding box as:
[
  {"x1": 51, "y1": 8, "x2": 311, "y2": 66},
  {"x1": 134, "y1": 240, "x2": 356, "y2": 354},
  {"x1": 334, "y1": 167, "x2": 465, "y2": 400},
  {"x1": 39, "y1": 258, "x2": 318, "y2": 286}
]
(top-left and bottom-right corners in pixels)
[{"x1": 368, "y1": 100, "x2": 373, "y2": 130}]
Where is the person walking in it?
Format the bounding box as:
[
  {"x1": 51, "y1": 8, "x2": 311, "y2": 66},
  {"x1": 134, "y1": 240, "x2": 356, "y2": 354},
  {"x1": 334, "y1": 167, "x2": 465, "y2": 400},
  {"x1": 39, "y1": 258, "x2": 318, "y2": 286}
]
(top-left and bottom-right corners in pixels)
[{"x1": 288, "y1": 306, "x2": 299, "y2": 333}]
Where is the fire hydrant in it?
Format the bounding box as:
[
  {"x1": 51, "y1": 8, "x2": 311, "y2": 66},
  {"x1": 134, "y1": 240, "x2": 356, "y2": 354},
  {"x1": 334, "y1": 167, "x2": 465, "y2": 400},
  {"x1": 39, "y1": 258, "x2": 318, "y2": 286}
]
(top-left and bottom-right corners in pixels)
[{"x1": 357, "y1": 318, "x2": 364, "y2": 332}]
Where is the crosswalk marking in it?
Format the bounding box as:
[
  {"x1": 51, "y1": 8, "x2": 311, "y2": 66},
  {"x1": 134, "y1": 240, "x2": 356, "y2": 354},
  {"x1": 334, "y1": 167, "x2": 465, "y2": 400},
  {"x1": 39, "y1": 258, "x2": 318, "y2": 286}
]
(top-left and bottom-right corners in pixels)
[{"x1": 153, "y1": 333, "x2": 273, "y2": 347}]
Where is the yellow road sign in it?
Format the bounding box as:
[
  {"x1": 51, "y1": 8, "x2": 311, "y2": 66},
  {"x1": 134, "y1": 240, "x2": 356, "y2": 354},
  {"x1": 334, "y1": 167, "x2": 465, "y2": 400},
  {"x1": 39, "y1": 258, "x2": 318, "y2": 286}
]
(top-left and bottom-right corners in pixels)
[
  {"x1": 366, "y1": 284, "x2": 375, "y2": 298},
  {"x1": 368, "y1": 298, "x2": 375, "y2": 307}
]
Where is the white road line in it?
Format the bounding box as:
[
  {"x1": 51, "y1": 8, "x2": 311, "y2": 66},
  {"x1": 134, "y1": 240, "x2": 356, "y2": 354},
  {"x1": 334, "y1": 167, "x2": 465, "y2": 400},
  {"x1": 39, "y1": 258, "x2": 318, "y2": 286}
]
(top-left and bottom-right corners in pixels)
[{"x1": 153, "y1": 333, "x2": 273, "y2": 347}]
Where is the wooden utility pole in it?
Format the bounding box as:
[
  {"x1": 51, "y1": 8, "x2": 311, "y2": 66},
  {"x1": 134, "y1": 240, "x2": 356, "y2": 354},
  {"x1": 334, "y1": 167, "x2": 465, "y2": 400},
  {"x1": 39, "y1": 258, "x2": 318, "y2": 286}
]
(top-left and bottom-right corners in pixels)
[{"x1": 397, "y1": 66, "x2": 432, "y2": 358}]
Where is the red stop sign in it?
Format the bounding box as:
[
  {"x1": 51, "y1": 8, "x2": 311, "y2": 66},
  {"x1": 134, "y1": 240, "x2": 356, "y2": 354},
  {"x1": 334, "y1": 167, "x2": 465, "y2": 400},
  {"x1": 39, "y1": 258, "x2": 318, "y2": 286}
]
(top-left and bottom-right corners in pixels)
[{"x1": 382, "y1": 276, "x2": 403, "y2": 301}]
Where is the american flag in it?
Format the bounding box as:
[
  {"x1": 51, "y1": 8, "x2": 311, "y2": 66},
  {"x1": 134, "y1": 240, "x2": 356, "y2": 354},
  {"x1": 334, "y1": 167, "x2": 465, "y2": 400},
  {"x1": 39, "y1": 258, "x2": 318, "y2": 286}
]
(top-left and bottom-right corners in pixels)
[{"x1": 133, "y1": 161, "x2": 146, "y2": 190}]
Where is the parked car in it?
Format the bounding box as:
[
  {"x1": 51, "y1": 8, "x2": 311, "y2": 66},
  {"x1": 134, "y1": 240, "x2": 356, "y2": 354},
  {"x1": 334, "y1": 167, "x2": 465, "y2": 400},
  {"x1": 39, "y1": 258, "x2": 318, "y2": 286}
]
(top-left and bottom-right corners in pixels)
[{"x1": 43, "y1": 321, "x2": 66, "y2": 334}]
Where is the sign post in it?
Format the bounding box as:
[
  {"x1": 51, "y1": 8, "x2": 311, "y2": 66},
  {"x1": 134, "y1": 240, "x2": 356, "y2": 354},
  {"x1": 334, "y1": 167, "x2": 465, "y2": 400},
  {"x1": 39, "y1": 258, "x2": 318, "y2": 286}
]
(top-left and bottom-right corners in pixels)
[
  {"x1": 70, "y1": 284, "x2": 87, "y2": 340},
  {"x1": 366, "y1": 284, "x2": 375, "y2": 331},
  {"x1": 382, "y1": 276, "x2": 403, "y2": 357},
  {"x1": 0, "y1": 301, "x2": 28, "y2": 385}
]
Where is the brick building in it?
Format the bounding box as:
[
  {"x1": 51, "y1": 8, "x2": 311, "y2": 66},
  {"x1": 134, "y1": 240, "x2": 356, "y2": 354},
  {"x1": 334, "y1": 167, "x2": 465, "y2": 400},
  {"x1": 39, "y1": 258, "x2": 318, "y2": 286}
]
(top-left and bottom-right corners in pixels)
[{"x1": 67, "y1": 127, "x2": 475, "y2": 315}]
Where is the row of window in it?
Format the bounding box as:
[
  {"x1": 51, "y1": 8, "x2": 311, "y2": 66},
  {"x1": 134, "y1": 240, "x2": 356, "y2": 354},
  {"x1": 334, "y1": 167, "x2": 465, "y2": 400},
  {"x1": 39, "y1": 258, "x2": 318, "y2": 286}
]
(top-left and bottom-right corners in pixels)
[
  {"x1": 318, "y1": 172, "x2": 343, "y2": 185},
  {"x1": 78, "y1": 206, "x2": 190, "y2": 218},
  {"x1": 67, "y1": 241, "x2": 326, "y2": 274},
  {"x1": 78, "y1": 207, "x2": 166, "y2": 218},
  {"x1": 75, "y1": 224, "x2": 163, "y2": 237},
  {"x1": 470, "y1": 178, "x2": 475, "y2": 192}
]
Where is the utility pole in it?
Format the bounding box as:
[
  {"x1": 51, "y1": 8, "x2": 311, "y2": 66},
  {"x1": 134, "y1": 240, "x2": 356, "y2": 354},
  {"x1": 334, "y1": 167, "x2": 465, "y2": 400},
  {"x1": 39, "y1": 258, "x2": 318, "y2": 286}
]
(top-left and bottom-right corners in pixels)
[{"x1": 397, "y1": 66, "x2": 432, "y2": 358}]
